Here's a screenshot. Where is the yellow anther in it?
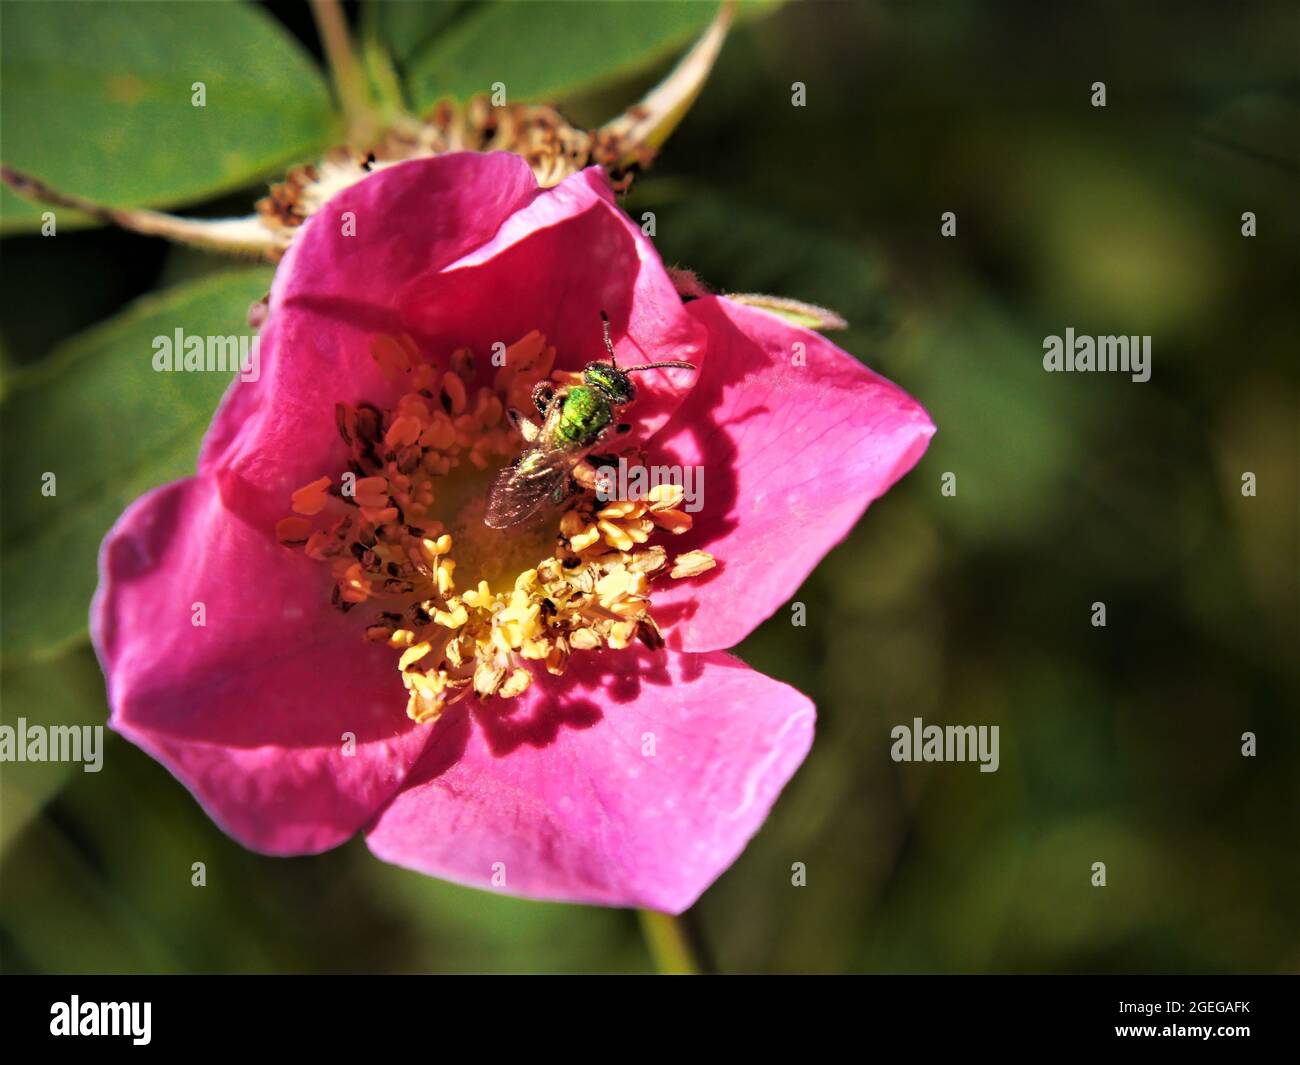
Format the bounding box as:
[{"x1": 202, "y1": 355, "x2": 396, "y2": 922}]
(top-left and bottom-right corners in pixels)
[
  {"x1": 433, "y1": 605, "x2": 469, "y2": 629},
  {"x1": 647, "y1": 483, "x2": 685, "y2": 510},
  {"x1": 291, "y1": 476, "x2": 332, "y2": 516},
  {"x1": 670, "y1": 550, "x2": 716, "y2": 579},
  {"x1": 399, "y1": 641, "x2": 434, "y2": 671},
  {"x1": 284, "y1": 326, "x2": 720, "y2": 727}
]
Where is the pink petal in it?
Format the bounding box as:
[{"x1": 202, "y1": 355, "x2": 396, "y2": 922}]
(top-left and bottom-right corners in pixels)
[
  {"x1": 91, "y1": 477, "x2": 430, "y2": 855},
  {"x1": 649, "y1": 296, "x2": 935, "y2": 652},
  {"x1": 198, "y1": 152, "x2": 540, "y2": 527},
  {"x1": 426, "y1": 166, "x2": 705, "y2": 441},
  {"x1": 200, "y1": 156, "x2": 703, "y2": 529},
  {"x1": 364, "y1": 648, "x2": 814, "y2": 913}
]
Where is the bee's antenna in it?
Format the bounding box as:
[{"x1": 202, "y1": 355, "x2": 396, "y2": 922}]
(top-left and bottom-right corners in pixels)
[
  {"x1": 625, "y1": 360, "x2": 698, "y2": 373},
  {"x1": 600, "y1": 310, "x2": 616, "y2": 368}
]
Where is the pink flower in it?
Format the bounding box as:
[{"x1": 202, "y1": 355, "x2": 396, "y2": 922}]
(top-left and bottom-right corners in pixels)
[{"x1": 92, "y1": 153, "x2": 934, "y2": 913}]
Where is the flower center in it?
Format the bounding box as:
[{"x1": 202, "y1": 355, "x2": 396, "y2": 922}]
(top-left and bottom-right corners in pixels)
[{"x1": 276, "y1": 330, "x2": 715, "y2": 724}]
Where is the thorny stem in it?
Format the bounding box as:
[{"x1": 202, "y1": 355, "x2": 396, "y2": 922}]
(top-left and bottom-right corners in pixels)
[
  {"x1": 638, "y1": 909, "x2": 703, "y2": 975},
  {"x1": 310, "y1": 0, "x2": 382, "y2": 148}
]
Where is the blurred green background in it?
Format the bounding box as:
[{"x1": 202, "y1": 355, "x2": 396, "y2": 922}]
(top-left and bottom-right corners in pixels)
[{"x1": 1, "y1": 0, "x2": 1296, "y2": 973}]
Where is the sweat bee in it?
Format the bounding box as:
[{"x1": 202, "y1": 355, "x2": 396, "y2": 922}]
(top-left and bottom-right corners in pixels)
[{"x1": 485, "y1": 312, "x2": 696, "y2": 530}]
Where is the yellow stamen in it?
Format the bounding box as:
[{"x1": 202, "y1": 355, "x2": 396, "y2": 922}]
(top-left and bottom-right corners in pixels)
[
  {"x1": 278, "y1": 329, "x2": 718, "y2": 725},
  {"x1": 291, "y1": 476, "x2": 332, "y2": 516},
  {"x1": 670, "y1": 550, "x2": 717, "y2": 579},
  {"x1": 276, "y1": 516, "x2": 312, "y2": 544}
]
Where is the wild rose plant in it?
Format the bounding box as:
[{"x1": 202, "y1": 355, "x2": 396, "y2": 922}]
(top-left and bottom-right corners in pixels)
[
  {"x1": 7, "y1": 3, "x2": 934, "y2": 915},
  {"x1": 92, "y1": 152, "x2": 933, "y2": 912}
]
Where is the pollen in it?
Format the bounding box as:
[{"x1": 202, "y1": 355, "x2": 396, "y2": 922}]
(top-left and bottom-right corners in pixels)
[
  {"x1": 559, "y1": 483, "x2": 695, "y2": 554},
  {"x1": 670, "y1": 550, "x2": 717, "y2": 579},
  {"x1": 279, "y1": 330, "x2": 716, "y2": 725}
]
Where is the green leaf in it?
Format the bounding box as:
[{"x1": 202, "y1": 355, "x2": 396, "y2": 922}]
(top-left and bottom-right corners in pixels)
[
  {"x1": 0, "y1": 268, "x2": 274, "y2": 660},
  {"x1": 405, "y1": 0, "x2": 732, "y2": 111},
  {"x1": 0, "y1": 1, "x2": 337, "y2": 232},
  {"x1": 0, "y1": 645, "x2": 106, "y2": 854},
  {"x1": 363, "y1": 0, "x2": 473, "y2": 70}
]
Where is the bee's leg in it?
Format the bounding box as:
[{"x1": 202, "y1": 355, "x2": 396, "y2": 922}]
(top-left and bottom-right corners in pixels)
[
  {"x1": 572, "y1": 459, "x2": 601, "y2": 491},
  {"x1": 506, "y1": 408, "x2": 542, "y2": 443},
  {"x1": 591, "y1": 424, "x2": 636, "y2": 463},
  {"x1": 532, "y1": 381, "x2": 556, "y2": 417},
  {"x1": 574, "y1": 459, "x2": 619, "y2": 502},
  {"x1": 588, "y1": 422, "x2": 633, "y2": 457},
  {"x1": 620, "y1": 443, "x2": 648, "y2": 471}
]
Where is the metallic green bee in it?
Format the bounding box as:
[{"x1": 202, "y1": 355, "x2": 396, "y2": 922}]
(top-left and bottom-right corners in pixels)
[{"x1": 485, "y1": 312, "x2": 696, "y2": 530}]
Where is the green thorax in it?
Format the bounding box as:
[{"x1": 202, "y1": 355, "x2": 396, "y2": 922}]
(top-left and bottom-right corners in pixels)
[{"x1": 554, "y1": 385, "x2": 612, "y2": 447}]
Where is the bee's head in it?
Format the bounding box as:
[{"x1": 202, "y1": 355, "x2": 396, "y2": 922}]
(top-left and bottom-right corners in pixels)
[
  {"x1": 583, "y1": 362, "x2": 636, "y2": 406},
  {"x1": 583, "y1": 311, "x2": 697, "y2": 407}
]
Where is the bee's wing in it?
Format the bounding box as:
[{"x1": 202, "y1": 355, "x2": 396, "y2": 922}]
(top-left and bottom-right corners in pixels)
[{"x1": 485, "y1": 448, "x2": 573, "y2": 530}]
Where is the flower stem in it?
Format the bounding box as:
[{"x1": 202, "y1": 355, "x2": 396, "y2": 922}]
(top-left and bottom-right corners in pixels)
[
  {"x1": 638, "y1": 909, "x2": 702, "y2": 975},
  {"x1": 310, "y1": 0, "x2": 381, "y2": 148},
  {"x1": 0, "y1": 165, "x2": 279, "y2": 258}
]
